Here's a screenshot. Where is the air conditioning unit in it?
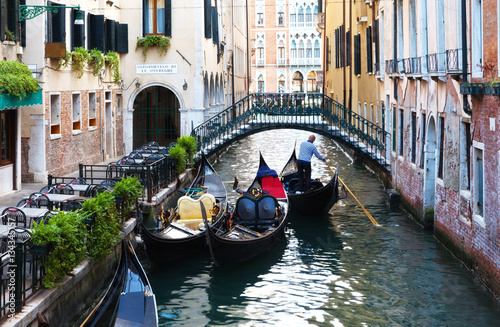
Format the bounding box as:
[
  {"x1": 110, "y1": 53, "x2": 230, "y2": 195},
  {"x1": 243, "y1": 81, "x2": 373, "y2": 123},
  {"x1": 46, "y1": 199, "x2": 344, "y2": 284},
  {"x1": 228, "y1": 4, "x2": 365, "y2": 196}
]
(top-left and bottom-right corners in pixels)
[{"x1": 356, "y1": 16, "x2": 368, "y2": 25}]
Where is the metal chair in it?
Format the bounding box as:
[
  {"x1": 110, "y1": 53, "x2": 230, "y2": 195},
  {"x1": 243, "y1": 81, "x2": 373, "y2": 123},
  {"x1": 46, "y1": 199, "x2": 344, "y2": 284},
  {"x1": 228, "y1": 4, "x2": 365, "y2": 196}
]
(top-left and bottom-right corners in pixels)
[
  {"x1": 39, "y1": 185, "x2": 58, "y2": 194},
  {"x1": 130, "y1": 152, "x2": 143, "y2": 159},
  {"x1": 100, "y1": 180, "x2": 117, "y2": 188},
  {"x1": 35, "y1": 210, "x2": 57, "y2": 225},
  {"x1": 62, "y1": 200, "x2": 83, "y2": 212},
  {"x1": 56, "y1": 183, "x2": 75, "y2": 195},
  {"x1": 70, "y1": 177, "x2": 87, "y2": 185},
  {"x1": 29, "y1": 193, "x2": 52, "y2": 210},
  {"x1": 83, "y1": 185, "x2": 96, "y2": 198},
  {"x1": 16, "y1": 199, "x2": 40, "y2": 208},
  {"x1": 90, "y1": 185, "x2": 109, "y2": 198},
  {"x1": 143, "y1": 154, "x2": 163, "y2": 165},
  {"x1": 1, "y1": 207, "x2": 30, "y2": 228},
  {"x1": 106, "y1": 162, "x2": 124, "y2": 179}
]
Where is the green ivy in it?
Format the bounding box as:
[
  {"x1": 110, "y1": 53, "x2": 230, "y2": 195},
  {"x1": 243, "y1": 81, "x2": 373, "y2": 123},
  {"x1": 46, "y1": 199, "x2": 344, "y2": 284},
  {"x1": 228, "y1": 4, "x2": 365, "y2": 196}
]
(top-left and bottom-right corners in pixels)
[
  {"x1": 169, "y1": 144, "x2": 187, "y2": 174},
  {"x1": 31, "y1": 211, "x2": 88, "y2": 288},
  {"x1": 136, "y1": 35, "x2": 170, "y2": 61},
  {"x1": 177, "y1": 136, "x2": 197, "y2": 165},
  {"x1": 89, "y1": 48, "x2": 105, "y2": 76},
  {"x1": 81, "y1": 192, "x2": 121, "y2": 260},
  {"x1": 105, "y1": 51, "x2": 120, "y2": 83},
  {"x1": 112, "y1": 176, "x2": 143, "y2": 219},
  {"x1": 71, "y1": 47, "x2": 91, "y2": 78},
  {"x1": 0, "y1": 61, "x2": 40, "y2": 98}
]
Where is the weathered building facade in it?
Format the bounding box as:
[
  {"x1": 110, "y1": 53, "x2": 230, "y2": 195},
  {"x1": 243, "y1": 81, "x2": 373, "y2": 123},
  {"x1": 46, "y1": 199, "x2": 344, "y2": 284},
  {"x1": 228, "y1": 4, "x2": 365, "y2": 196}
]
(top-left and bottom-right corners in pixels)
[
  {"x1": 1, "y1": 0, "x2": 249, "y2": 192},
  {"x1": 250, "y1": 0, "x2": 321, "y2": 93}
]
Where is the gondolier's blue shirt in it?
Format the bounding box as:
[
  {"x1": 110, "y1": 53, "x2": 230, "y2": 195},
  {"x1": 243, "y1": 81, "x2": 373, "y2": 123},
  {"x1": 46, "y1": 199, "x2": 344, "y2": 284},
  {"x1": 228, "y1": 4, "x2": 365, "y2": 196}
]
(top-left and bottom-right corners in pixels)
[{"x1": 297, "y1": 140, "x2": 324, "y2": 163}]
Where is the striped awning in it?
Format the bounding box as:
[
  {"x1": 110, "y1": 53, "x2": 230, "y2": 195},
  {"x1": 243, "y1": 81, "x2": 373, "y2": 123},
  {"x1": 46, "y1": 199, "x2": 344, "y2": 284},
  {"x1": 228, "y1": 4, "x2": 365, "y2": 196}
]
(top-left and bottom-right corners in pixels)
[{"x1": 0, "y1": 90, "x2": 42, "y2": 110}]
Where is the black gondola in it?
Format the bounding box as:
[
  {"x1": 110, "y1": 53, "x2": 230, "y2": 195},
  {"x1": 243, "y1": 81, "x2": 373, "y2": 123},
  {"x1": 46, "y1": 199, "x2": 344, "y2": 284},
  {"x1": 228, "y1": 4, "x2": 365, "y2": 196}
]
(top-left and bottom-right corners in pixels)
[
  {"x1": 139, "y1": 152, "x2": 227, "y2": 263},
  {"x1": 80, "y1": 240, "x2": 158, "y2": 326},
  {"x1": 203, "y1": 153, "x2": 289, "y2": 266},
  {"x1": 280, "y1": 149, "x2": 340, "y2": 217}
]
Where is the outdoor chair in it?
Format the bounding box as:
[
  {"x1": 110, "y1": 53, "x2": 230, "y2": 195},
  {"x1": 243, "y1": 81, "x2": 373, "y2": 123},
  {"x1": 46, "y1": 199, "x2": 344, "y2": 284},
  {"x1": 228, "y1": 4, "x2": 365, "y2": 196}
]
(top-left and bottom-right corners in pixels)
[
  {"x1": 36, "y1": 210, "x2": 57, "y2": 225},
  {"x1": 1, "y1": 207, "x2": 31, "y2": 228},
  {"x1": 29, "y1": 193, "x2": 52, "y2": 210},
  {"x1": 70, "y1": 177, "x2": 87, "y2": 185},
  {"x1": 39, "y1": 185, "x2": 58, "y2": 194},
  {"x1": 62, "y1": 200, "x2": 83, "y2": 212},
  {"x1": 130, "y1": 152, "x2": 143, "y2": 159},
  {"x1": 106, "y1": 162, "x2": 124, "y2": 179},
  {"x1": 16, "y1": 199, "x2": 40, "y2": 208},
  {"x1": 100, "y1": 180, "x2": 117, "y2": 188},
  {"x1": 143, "y1": 154, "x2": 163, "y2": 165},
  {"x1": 56, "y1": 183, "x2": 75, "y2": 195},
  {"x1": 120, "y1": 159, "x2": 136, "y2": 166},
  {"x1": 90, "y1": 185, "x2": 109, "y2": 198}
]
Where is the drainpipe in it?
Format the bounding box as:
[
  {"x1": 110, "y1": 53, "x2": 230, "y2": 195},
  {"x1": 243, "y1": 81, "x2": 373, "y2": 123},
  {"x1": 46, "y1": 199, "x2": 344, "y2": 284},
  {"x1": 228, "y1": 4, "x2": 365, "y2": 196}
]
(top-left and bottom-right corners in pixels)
[
  {"x1": 393, "y1": 0, "x2": 398, "y2": 102},
  {"x1": 348, "y1": 0, "x2": 352, "y2": 112},
  {"x1": 462, "y1": 0, "x2": 471, "y2": 115},
  {"x1": 343, "y1": 0, "x2": 346, "y2": 108}
]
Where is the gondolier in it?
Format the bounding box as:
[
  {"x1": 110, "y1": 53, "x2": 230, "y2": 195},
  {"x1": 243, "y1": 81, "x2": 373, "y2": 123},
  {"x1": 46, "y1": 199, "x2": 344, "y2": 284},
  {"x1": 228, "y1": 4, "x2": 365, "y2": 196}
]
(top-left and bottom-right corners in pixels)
[{"x1": 297, "y1": 135, "x2": 326, "y2": 193}]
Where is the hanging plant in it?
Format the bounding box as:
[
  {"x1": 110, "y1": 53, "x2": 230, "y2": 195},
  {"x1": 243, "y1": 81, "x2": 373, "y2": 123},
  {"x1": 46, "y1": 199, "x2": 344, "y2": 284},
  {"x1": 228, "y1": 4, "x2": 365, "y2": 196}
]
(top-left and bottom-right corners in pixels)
[
  {"x1": 105, "y1": 51, "x2": 120, "y2": 83},
  {"x1": 0, "y1": 61, "x2": 40, "y2": 98},
  {"x1": 71, "y1": 47, "x2": 90, "y2": 78},
  {"x1": 89, "y1": 48, "x2": 105, "y2": 76},
  {"x1": 136, "y1": 35, "x2": 170, "y2": 61}
]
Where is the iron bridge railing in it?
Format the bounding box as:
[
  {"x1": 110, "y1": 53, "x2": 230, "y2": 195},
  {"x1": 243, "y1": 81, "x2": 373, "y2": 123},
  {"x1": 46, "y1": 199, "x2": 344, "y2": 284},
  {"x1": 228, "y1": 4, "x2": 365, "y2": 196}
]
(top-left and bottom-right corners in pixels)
[{"x1": 191, "y1": 93, "x2": 391, "y2": 167}]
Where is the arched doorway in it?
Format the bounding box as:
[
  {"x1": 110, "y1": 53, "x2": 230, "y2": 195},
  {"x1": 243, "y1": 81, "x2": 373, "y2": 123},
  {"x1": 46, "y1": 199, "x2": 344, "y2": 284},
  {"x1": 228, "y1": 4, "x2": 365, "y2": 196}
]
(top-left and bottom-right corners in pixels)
[
  {"x1": 306, "y1": 71, "x2": 317, "y2": 92},
  {"x1": 423, "y1": 115, "x2": 437, "y2": 227},
  {"x1": 278, "y1": 75, "x2": 285, "y2": 92},
  {"x1": 292, "y1": 71, "x2": 303, "y2": 92},
  {"x1": 133, "y1": 86, "x2": 180, "y2": 149}
]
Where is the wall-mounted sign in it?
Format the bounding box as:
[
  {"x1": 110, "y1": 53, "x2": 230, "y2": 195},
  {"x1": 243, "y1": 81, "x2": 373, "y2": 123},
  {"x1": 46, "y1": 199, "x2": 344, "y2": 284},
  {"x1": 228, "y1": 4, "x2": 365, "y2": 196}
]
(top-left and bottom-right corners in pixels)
[{"x1": 136, "y1": 64, "x2": 178, "y2": 74}]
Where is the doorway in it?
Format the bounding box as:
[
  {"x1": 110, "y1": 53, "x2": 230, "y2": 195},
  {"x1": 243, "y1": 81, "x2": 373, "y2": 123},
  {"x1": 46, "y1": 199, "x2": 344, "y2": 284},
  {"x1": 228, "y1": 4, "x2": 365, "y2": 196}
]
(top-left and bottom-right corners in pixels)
[{"x1": 423, "y1": 116, "x2": 437, "y2": 227}]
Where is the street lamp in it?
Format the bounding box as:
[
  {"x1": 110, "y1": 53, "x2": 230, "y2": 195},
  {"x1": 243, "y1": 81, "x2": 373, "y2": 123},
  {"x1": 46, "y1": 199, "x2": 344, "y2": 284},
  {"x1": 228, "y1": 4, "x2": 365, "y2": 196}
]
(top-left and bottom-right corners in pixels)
[{"x1": 20, "y1": 5, "x2": 84, "y2": 25}]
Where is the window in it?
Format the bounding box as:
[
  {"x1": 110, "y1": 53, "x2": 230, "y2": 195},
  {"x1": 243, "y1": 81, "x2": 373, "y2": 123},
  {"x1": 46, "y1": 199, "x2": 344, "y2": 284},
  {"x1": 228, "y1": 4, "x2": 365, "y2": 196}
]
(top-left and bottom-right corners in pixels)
[
  {"x1": 89, "y1": 92, "x2": 97, "y2": 127},
  {"x1": 117, "y1": 94, "x2": 122, "y2": 115},
  {"x1": 291, "y1": 40, "x2": 297, "y2": 59},
  {"x1": 314, "y1": 40, "x2": 320, "y2": 58},
  {"x1": 399, "y1": 109, "x2": 404, "y2": 156},
  {"x1": 298, "y1": 8, "x2": 304, "y2": 25},
  {"x1": 420, "y1": 113, "x2": 426, "y2": 168},
  {"x1": 1, "y1": 0, "x2": 20, "y2": 43},
  {"x1": 326, "y1": 37, "x2": 330, "y2": 71},
  {"x1": 346, "y1": 30, "x2": 351, "y2": 67},
  {"x1": 305, "y1": 7, "x2": 312, "y2": 25},
  {"x1": 278, "y1": 75, "x2": 285, "y2": 92},
  {"x1": 278, "y1": 11, "x2": 285, "y2": 26},
  {"x1": 411, "y1": 112, "x2": 416, "y2": 163},
  {"x1": 278, "y1": 43, "x2": 285, "y2": 65},
  {"x1": 392, "y1": 107, "x2": 397, "y2": 152},
  {"x1": 50, "y1": 94, "x2": 61, "y2": 135},
  {"x1": 473, "y1": 142, "x2": 484, "y2": 219},
  {"x1": 257, "y1": 12, "x2": 264, "y2": 25},
  {"x1": 72, "y1": 93, "x2": 81, "y2": 131},
  {"x1": 373, "y1": 19, "x2": 380, "y2": 72},
  {"x1": 290, "y1": 9, "x2": 296, "y2": 26},
  {"x1": 258, "y1": 75, "x2": 265, "y2": 92},
  {"x1": 471, "y1": 0, "x2": 483, "y2": 77},
  {"x1": 438, "y1": 116, "x2": 445, "y2": 179},
  {"x1": 366, "y1": 26, "x2": 373, "y2": 73},
  {"x1": 144, "y1": 0, "x2": 168, "y2": 35},
  {"x1": 47, "y1": 2, "x2": 66, "y2": 43},
  {"x1": 460, "y1": 121, "x2": 471, "y2": 190},
  {"x1": 354, "y1": 33, "x2": 361, "y2": 75},
  {"x1": 205, "y1": 0, "x2": 212, "y2": 38},
  {"x1": 298, "y1": 40, "x2": 304, "y2": 58},
  {"x1": 71, "y1": 8, "x2": 85, "y2": 50},
  {"x1": 306, "y1": 40, "x2": 313, "y2": 58},
  {"x1": 0, "y1": 111, "x2": 15, "y2": 166},
  {"x1": 257, "y1": 43, "x2": 264, "y2": 66}
]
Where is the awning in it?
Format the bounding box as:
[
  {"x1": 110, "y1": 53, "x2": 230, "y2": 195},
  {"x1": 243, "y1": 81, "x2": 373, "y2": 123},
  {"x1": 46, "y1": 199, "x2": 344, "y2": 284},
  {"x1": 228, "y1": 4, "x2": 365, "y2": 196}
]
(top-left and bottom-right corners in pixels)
[{"x1": 0, "y1": 90, "x2": 42, "y2": 110}]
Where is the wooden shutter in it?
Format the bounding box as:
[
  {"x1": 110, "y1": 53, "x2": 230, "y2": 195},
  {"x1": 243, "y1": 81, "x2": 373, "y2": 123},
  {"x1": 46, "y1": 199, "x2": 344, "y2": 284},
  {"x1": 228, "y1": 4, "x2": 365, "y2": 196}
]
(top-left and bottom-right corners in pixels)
[
  {"x1": 7, "y1": 0, "x2": 18, "y2": 40},
  {"x1": 143, "y1": 0, "x2": 147, "y2": 36},
  {"x1": 106, "y1": 19, "x2": 116, "y2": 52},
  {"x1": 20, "y1": 0, "x2": 26, "y2": 47},
  {"x1": 165, "y1": 0, "x2": 172, "y2": 37},
  {"x1": 346, "y1": 29, "x2": 350, "y2": 67},
  {"x1": 71, "y1": 9, "x2": 85, "y2": 50},
  {"x1": 204, "y1": 0, "x2": 212, "y2": 38},
  {"x1": 51, "y1": 3, "x2": 66, "y2": 43},
  {"x1": 212, "y1": 6, "x2": 218, "y2": 45},
  {"x1": 326, "y1": 37, "x2": 329, "y2": 71},
  {"x1": 373, "y1": 19, "x2": 379, "y2": 68},
  {"x1": 116, "y1": 23, "x2": 129, "y2": 53},
  {"x1": 354, "y1": 34, "x2": 361, "y2": 75},
  {"x1": 318, "y1": 0, "x2": 322, "y2": 13},
  {"x1": 366, "y1": 26, "x2": 372, "y2": 73},
  {"x1": 88, "y1": 14, "x2": 105, "y2": 51}
]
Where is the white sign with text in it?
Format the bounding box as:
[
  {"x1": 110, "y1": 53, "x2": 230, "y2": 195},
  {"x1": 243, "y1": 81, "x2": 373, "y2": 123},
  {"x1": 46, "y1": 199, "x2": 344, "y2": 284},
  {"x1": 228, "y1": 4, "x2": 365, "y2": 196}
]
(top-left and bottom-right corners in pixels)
[{"x1": 136, "y1": 64, "x2": 178, "y2": 74}]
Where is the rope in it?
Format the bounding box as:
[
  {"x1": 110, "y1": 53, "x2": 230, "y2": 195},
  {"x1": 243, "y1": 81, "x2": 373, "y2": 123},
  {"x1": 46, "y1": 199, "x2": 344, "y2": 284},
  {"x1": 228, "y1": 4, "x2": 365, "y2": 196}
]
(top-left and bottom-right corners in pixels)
[{"x1": 326, "y1": 163, "x2": 380, "y2": 226}]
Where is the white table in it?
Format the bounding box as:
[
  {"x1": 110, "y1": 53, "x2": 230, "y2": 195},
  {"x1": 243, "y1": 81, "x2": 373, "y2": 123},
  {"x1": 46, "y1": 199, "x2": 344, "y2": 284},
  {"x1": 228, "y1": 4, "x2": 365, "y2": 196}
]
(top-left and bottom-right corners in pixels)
[
  {"x1": 45, "y1": 194, "x2": 77, "y2": 204},
  {"x1": 70, "y1": 184, "x2": 90, "y2": 192},
  {"x1": 16, "y1": 208, "x2": 48, "y2": 219}
]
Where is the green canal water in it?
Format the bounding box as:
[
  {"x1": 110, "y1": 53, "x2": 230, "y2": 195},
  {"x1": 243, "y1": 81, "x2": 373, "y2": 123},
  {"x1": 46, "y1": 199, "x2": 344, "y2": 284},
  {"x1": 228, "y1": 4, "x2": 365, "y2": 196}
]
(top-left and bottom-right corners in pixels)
[{"x1": 142, "y1": 129, "x2": 500, "y2": 326}]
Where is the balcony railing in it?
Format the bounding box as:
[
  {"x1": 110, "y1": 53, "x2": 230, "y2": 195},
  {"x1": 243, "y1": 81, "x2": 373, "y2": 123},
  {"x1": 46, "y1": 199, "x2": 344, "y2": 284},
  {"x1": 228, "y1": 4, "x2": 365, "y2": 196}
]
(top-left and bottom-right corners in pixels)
[
  {"x1": 411, "y1": 57, "x2": 421, "y2": 74},
  {"x1": 446, "y1": 49, "x2": 462, "y2": 74},
  {"x1": 403, "y1": 58, "x2": 412, "y2": 74},
  {"x1": 256, "y1": 58, "x2": 265, "y2": 66},
  {"x1": 277, "y1": 58, "x2": 286, "y2": 66},
  {"x1": 385, "y1": 59, "x2": 399, "y2": 74}
]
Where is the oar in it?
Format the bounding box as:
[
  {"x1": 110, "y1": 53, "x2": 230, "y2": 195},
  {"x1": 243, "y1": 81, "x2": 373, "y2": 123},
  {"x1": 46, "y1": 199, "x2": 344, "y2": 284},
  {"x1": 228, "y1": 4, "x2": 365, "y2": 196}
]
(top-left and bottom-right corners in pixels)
[{"x1": 327, "y1": 163, "x2": 380, "y2": 226}]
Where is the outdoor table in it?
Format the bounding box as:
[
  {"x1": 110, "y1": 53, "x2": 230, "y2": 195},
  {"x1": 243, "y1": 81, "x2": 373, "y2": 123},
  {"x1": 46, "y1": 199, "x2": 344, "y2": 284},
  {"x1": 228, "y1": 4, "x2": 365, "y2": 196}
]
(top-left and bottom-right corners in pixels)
[
  {"x1": 70, "y1": 184, "x2": 89, "y2": 192},
  {"x1": 141, "y1": 153, "x2": 152, "y2": 157},
  {"x1": 16, "y1": 208, "x2": 48, "y2": 219},
  {"x1": 22, "y1": 194, "x2": 77, "y2": 210}
]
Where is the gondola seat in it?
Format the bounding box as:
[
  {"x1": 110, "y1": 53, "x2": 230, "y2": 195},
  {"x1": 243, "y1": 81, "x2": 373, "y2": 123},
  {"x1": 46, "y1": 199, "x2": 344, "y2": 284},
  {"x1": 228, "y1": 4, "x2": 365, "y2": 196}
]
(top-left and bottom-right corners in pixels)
[
  {"x1": 260, "y1": 176, "x2": 286, "y2": 199},
  {"x1": 177, "y1": 193, "x2": 216, "y2": 220},
  {"x1": 235, "y1": 194, "x2": 279, "y2": 228}
]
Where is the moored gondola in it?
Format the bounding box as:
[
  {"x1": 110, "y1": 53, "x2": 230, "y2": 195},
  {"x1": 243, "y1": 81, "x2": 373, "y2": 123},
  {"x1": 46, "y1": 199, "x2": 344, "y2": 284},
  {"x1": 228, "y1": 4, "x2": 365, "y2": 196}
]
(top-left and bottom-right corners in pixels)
[
  {"x1": 80, "y1": 240, "x2": 158, "y2": 326},
  {"x1": 280, "y1": 149, "x2": 340, "y2": 217},
  {"x1": 139, "y1": 152, "x2": 227, "y2": 263},
  {"x1": 203, "y1": 153, "x2": 289, "y2": 266}
]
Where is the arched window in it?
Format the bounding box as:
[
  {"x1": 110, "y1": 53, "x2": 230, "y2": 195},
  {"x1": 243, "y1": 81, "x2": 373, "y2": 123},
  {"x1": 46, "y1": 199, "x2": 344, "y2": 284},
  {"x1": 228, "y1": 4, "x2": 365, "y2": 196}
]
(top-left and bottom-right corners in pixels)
[
  {"x1": 313, "y1": 6, "x2": 318, "y2": 24},
  {"x1": 278, "y1": 74, "x2": 286, "y2": 92},
  {"x1": 290, "y1": 7, "x2": 296, "y2": 26},
  {"x1": 278, "y1": 40, "x2": 286, "y2": 65},
  {"x1": 258, "y1": 75, "x2": 265, "y2": 92},
  {"x1": 306, "y1": 40, "x2": 313, "y2": 58},
  {"x1": 298, "y1": 40, "x2": 305, "y2": 58},
  {"x1": 277, "y1": 6, "x2": 285, "y2": 26},
  {"x1": 298, "y1": 7, "x2": 304, "y2": 25},
  {"x1": 257, "y1": 40, "x2": 265, "y2": 65},
  {"x1": 314, "y1": 39, "x2": 320, "y2": 58},
  {"x1": 291, "y1": 40, "x2": 297, "y2": 59},
  {"x1": 305, "y1": 6, "x2": 312, "y2": 26}
]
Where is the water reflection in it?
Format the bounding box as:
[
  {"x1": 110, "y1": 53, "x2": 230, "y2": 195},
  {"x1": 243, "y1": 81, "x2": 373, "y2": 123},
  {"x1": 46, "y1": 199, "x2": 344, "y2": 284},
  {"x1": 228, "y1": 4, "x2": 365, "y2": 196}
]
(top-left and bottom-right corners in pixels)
[{"x1": 144, "y1": 129, "x2": 500, "y2": 326}]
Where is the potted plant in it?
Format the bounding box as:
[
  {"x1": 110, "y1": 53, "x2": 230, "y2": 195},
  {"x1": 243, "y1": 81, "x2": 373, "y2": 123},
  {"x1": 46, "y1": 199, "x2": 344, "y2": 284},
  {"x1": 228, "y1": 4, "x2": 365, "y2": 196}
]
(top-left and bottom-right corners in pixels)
[
  {"x1": 168, "y1": 144, "x2": 187, "y2": 174},
  {"x1": 4, "y1": 29, "x2": 15, "y2": 42},
  {"x1": 136, "y1": 35, "x2": 170, "y2": 61},
  {"x1": 89, "y1": 48, "x2": 105, "y2": 76},
  {"x1": 105, "y1": 51, "x2": 120, "y2": 83},
  {"x1": 177, "y1": 136, "x2": 198, "y2": 165},
  {"x1": 71, "y1": 47, "x2": 90, "y2": 78}
]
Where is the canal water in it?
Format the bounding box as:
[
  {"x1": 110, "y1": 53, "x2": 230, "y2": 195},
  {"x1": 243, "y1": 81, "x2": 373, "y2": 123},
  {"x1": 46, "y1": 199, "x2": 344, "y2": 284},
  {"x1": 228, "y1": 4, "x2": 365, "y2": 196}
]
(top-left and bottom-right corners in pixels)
[{"x1": 144, "y1": 129, "x2": 500, "y2": 326}]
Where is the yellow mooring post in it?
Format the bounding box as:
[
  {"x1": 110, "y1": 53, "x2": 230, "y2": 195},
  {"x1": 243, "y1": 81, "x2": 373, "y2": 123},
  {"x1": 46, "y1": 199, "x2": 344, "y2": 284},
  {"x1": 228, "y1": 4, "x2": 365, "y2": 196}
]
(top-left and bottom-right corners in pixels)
[{"x1": 327, "y1": 164, "x2": 380, "y2": 226}]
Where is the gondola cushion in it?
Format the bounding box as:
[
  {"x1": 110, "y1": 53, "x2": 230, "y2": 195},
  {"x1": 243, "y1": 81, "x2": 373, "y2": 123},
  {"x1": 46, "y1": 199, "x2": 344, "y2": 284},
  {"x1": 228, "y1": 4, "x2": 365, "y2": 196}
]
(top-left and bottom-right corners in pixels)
[
  {"x1": 235, "y1": 194, "x2": 279, "y2": 227},
  {"x1": 177, "y1": 193, "x2": 216, "y2": 220},
  {"x1": 236, "y1": 196, "x2": 257, "y2": 222},
  {"x1": 261, "y1": 176, "x2": 286, "y2": 199}
]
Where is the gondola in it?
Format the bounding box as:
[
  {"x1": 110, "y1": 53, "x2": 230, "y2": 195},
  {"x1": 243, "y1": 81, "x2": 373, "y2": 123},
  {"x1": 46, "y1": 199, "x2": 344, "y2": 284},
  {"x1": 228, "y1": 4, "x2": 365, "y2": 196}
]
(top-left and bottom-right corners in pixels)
[
  {"x1": 203, "y1": 153, "x2": 289, "y2": 266},
  {"x1": 280, "y1": 149, "x2": 340, "y2": 217},
  {"x1": 139, "y1": 152, "x2": 228, "y2": 263},
  {"x1": 80, "y1": 240, "x2": 158, "y2": 326}
]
